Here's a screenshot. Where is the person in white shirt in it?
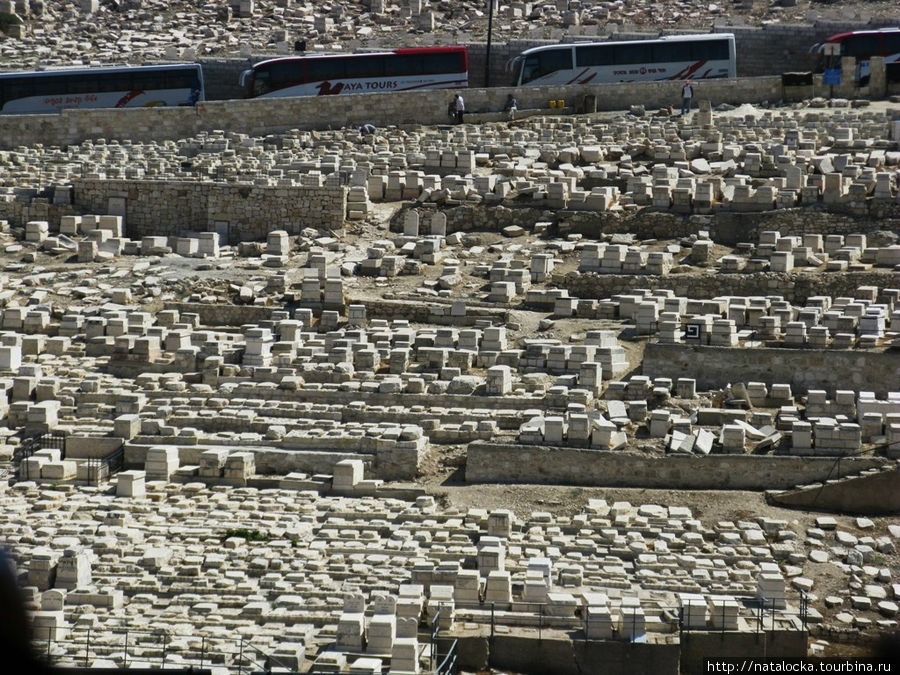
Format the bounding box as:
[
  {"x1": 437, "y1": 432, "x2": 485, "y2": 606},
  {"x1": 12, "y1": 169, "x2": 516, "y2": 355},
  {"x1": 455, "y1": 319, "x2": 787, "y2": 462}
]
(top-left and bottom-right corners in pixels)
[
  {"x1": 681, "y1": 80, "x2": 693, "y2": 115},
  {"x1": 453, "y1": 93, "x2": 465, "y2": 124}
]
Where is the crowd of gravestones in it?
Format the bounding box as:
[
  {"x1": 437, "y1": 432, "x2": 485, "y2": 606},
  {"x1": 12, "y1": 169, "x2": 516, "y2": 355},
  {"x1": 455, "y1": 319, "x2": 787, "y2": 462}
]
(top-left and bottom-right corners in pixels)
[
  {"x1": 1, "y1": 2, "x2": 900, "y2": 663},
  {"x1": 5, "y1": 479, "x2": 898, "y2": 670},
  {"x1": 0, "y1": 99, "x2": 897, "y2": 671}
]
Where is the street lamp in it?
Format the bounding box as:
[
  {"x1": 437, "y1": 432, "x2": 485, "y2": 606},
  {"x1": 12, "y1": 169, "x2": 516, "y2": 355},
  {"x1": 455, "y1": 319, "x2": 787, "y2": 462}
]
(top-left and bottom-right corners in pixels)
[{"x1": 485, "y1": 0, "x2": 495, "y2": 88}]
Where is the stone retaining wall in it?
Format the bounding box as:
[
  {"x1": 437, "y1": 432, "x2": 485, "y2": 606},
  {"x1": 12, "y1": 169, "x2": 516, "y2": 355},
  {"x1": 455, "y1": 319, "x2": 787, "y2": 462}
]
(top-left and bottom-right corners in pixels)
[
  {"x1": 163, "y1": 302, "x2": 276, "y2": 327},
  {"x1": 464, "y1": 441, "x2": 888, "y2": 489},
  {"x1": 160, "y1": 299, "x2": 509, "y2": 328},
  {"x1": 0, "y1": 76, "x2": 786, "y2": 149},
  {"x1": 435, "y1": 205, "x2": 900, "y2": 245},
  {"x1": 561, "y1": 207, "x2": 900, "y2": 245},
  {"x1": 555, "y1": 270, "x2": 898, "y2": 305},
  {"x1": 73, "y1": 179, "x2": 346, "y2": 241},
  {"x1": 767, "y1": 467, "x2": 900, "y2": 515},
  {"x1": 122, "y1": 443, "x2": 420, "y2": 482},
  {"x1": 642, "y1": 343, "x2": 900, "y2": 396}
]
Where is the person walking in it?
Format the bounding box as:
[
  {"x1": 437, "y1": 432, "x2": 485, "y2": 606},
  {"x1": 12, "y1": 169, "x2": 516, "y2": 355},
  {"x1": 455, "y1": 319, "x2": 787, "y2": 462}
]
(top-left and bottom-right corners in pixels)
[
  {"x1": 453, "y1": 93, "x2": 465, "y2": 124},
  {"x1": 681, "y1": 80, "x2": 693, "y2": 115}
]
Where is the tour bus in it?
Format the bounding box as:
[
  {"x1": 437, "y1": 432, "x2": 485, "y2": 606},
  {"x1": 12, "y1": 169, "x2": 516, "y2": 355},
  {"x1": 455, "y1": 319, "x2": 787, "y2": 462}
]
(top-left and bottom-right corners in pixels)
[
  {"x1": 812, "y1": 27, "x2": 900, "y2": 84},
  {"x1": 508, "y1": 33, "x2": 736, "y2": 87},
  {"x1": 240, "y1": 46, "x2": 468, "y2": 98},
  {"x1": 0, "y1": 63, "x2": 204, "y2": 115}
]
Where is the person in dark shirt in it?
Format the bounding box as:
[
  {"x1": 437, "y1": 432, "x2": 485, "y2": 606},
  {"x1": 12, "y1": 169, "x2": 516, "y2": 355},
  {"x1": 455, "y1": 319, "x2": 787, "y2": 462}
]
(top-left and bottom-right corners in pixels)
[
  {"x1": 504, "y1": 93, "x2": 518, "y2": 120},
  {"x1": 681, "y1": 80, "x2": 693, "y2": 115}
]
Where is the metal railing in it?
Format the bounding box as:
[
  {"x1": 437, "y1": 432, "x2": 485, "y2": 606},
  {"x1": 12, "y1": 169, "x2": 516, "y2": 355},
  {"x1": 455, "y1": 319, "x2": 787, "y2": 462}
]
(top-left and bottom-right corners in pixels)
[
  {"x1": 430, "y1": 607, "x2": 457, "y2": 675},
  {"x1": 86, "y1": 444, "x2": 125, "y2": 484},
  {"x1": 15, "y1": 432, "x2": 66, "y2": 479},
  {"x1": 476, "y1": 595, "x2": 809, "y2": 643},
  {"x1": 33, "y1": 625, "x2": 292, "y2": 673},
  {"x1": 31, "y1": 596, "x2": 807, "y2": 673}
]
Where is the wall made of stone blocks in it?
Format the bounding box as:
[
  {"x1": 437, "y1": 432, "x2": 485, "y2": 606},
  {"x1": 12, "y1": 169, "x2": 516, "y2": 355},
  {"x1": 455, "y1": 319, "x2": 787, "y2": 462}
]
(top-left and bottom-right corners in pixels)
[
  {"x1": 484, "y1": 634, "x2": 681, "y2": 675},
  {"x1": 429, "y1": 204, "x2": 900, "y2": 247},
  {"x1": 199, "y1": 56, "x2": 255, "y2": 101},
  {"x1": 768, "y1": 467, "x2": 900, "y2": 515},
  {"x1": 556, "y1": 270, "x2": 896, "y2": 306},
  {"x1": 561, "y1": 207, "x2": 900, "y2": 246},
  {"x1": 164, "y1": 302, "x2": 276, "y2": 327},
  {"x1": 73, "y1": 179, "x2": 346, "y2": 241},
  {"x1": 680, "y1": 630, "x2": 808, "y2": 675},
  {"x1": 123, "y1": 444, "x2": 420, "y2": 482},
  {"x1": 0, "y1": 76, "x2": 786, "y2": 150},
  {"x1": 465, "y1": 441, "x2": 887, "y2": 489},
  {"x1": 642, "y1": 343, "x2": 900, "y2": 397}
]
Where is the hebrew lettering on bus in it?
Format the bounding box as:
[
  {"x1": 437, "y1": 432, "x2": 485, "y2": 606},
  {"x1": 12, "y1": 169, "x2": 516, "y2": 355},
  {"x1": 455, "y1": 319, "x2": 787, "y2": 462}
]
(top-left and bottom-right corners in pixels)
[{"x1": 613, "y1": 67, "x2": 668, "y2": 76}]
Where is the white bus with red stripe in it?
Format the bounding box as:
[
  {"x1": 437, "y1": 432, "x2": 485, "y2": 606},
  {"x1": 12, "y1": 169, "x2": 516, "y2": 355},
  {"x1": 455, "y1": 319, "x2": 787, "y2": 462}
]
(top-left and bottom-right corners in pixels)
[
  {"x1": 509, "y1": 34, "x2": 736, "y2": 87},
  {"x1": 241, "y1": 47, "x2": 468, "y2": 99},
  {"x1": 0, "y1": 64, "x2": 203, "y2": 115}
]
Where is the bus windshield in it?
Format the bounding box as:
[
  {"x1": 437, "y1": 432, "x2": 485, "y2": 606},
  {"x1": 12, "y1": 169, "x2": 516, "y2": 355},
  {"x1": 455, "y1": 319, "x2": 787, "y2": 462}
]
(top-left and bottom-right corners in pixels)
[{"x1": 521, "y1": 49, "x2": 574, "y2": 84}]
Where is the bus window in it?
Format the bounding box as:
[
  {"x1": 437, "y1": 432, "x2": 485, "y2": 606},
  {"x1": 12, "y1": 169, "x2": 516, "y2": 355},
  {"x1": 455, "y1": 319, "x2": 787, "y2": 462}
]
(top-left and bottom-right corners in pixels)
[
  {"x1": 33, "y1": 76, "x2": 65, "y2": 97},
  {"x1": 253, "y1": 72, "x2": 271, "y2": 97},
  {"x1": 691, "y1": 40, "x2": 730, "y2": 61},
  {"x1": 82, "y1": 73, "x2": 124, "y2": 94},
  {"x1": 4, "y1": 78, "x2": 33, "y2": 103},
  {"x1": 33, "y1": 75, "x2": 70, "y2": 97},
  {"x1": 422, "y1": 52, "x2": 464, "y2": 74},
  {"x1": 308, "y1": 58, "x2": 347, "y2": 81},
  {"x1": 520, "y1": 55, "x2": 541, "y2": 84},
  {"x1": 651, "y1": 42, "x2": 692, "y2": 63},
  {"x1": 391, "y1": 54, "x2": 425, "y2": 77},
  {"x1": 165, "y1": 70, "x2": 198, "y2": 90},
  {"x1": 268, "y1": 60, "x2": 301, "y2": 88},
  {"x1": 615, "y1": 43, "x2": 651, "y2": 65},
  {"x1": 882, "y1": 33, "x2": 900, "y2": 56},
  {"x1": 133, "y1": 71, "x2": 164, "y2": 91},
  {"x1": 841, "y1": 34, "x2": 879, "y2": 58},
  {"x1": 344, "y1": 55, "x2": 385, "y2": 79},
  {"x1": 522, "y1": 49, "x2": 572, "y2": 83},
  {"x1": 576, "y1": 45, "x2": 615, "y2": 67}
]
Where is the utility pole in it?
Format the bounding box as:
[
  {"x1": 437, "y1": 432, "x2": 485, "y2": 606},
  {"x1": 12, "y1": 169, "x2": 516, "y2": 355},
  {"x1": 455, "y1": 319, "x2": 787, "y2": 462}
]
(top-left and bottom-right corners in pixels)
[{"x1": 485, "y1": 0, "x2": 495, "y2": 88}]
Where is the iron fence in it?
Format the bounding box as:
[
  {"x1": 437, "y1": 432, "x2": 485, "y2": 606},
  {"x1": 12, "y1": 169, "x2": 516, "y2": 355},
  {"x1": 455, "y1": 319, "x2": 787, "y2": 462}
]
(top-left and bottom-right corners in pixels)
[
  {"x1": 476, "y1": 594, "x2": 809, "y2": 644},
  {"x1": 36, "y1": 617, "x2": 459, "y2": 675},
  {"x1": 33, "y1": 626, "x2": 292, "y2": 674},
  {"x1": 15, "y1": 432, "x2": 66, "y2": 479},
  {"x1": 30, "y1": 595, "x2": 805, "y2": 673},
  {"x1": 86, "y1": 444, "x2": 125, "y2": 484}
]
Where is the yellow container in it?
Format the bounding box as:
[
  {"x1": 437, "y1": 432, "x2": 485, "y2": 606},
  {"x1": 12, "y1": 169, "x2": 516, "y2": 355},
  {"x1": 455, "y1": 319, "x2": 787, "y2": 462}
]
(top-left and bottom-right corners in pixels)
[
  {"x1": 549, "y1": 100, "x2": 557, "y2": 108},
  {"x1": 557, "y1": 99, "x2": 565, "y2": 108}
]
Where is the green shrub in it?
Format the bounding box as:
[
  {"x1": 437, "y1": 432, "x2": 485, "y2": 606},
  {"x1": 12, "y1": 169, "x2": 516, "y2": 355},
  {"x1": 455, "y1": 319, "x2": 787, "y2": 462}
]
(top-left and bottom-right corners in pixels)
[{"x1": 222, "y1": 528, "x2": 269, "y2": 542}]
